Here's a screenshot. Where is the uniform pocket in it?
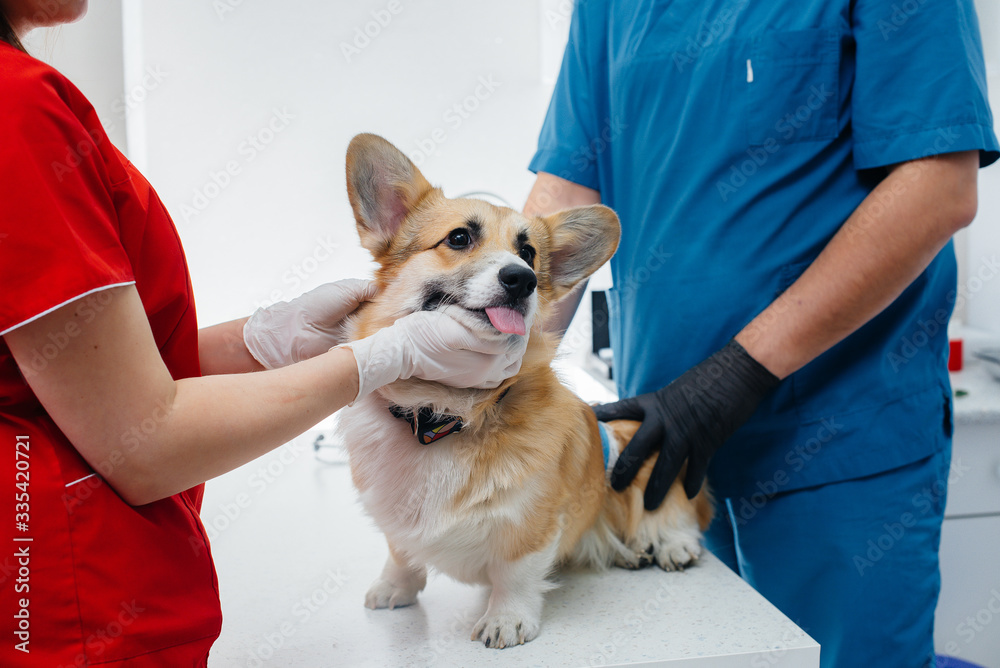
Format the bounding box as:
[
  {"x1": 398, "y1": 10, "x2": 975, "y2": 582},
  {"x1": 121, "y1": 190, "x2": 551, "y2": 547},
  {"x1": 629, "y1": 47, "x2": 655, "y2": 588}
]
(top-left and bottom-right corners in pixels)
[
  {"x1": 746, "y1": 29, "x2": 840, "y2": 146},
  {"x1": 941, "y1": 388, "x2": 954, "y2": 438}
]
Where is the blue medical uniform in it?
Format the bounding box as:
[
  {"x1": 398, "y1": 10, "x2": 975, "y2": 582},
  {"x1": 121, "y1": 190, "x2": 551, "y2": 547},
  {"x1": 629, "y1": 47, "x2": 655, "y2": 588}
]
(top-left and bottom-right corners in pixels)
[{"x1": 530, "y1": 1, "x2": 998, "y2": 665}]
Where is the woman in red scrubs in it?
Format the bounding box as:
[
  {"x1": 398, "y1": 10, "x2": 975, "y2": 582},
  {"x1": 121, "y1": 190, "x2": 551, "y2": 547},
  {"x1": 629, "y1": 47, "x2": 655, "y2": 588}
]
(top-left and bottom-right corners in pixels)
[{"x1": 0, "y1": 3, "x2": 524, "y2": 665}]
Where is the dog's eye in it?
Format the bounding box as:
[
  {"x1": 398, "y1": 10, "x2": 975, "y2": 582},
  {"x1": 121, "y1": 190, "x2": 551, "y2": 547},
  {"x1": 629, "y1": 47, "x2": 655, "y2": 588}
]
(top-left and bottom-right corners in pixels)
[
  {"x1": 519, "y1": 245, "x2": 536, "y2": 266},
  {"x1": 446, "y1": 228, "x2": 472, "y2": 249}
]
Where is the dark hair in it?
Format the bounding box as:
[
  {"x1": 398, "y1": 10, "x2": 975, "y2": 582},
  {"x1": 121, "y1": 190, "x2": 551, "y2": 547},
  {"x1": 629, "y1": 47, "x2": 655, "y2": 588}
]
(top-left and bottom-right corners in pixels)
[{"x1": 0, "y1": 9, "x2": 27, "y2": 52}]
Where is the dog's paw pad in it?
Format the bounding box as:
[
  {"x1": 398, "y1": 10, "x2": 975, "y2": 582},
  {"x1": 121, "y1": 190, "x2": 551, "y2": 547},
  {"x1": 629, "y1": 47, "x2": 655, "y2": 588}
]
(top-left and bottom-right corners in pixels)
[
  {"x1": 471, "y1": 612, "x2": 539, "y2": 649},
  {"x1": 364, "y1": 578, "x2": 419, "y2": 610},
  {"x1": 654, "y1": 535, "x2": 702, "y2": 572}
]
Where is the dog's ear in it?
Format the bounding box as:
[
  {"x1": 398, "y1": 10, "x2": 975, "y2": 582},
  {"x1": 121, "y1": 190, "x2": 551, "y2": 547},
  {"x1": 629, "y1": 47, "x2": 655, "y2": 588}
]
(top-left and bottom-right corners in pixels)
[
  {"x1": 345, "y1": 133, "x2": 433, "y2": 258},
  {"x1": 542, "y1": 205, "x2": 620, "y2": 302}
]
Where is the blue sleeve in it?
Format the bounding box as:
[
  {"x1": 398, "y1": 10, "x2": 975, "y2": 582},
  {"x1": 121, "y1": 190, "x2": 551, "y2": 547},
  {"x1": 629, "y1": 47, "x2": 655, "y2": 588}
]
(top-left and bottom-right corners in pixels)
[
  {"x1": 528, "y1": 1, "x2": 607, "y2": 190},
  {"x1": 851, "y1": 0, "x2": 999, "y2": 170}
]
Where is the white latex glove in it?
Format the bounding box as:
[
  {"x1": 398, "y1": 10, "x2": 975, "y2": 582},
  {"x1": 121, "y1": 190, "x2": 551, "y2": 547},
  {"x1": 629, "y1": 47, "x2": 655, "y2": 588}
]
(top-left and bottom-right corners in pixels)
[
  {"x1": 244, "y1": 279, "x2": 378, "y2": 369},
  {"x1": 341, "y1": 310, "x2": 527, "y2": 404}
]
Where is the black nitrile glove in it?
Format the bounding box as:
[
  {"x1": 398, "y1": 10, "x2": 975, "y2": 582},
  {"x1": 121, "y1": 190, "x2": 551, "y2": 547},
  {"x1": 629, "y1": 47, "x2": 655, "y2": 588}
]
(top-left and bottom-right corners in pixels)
[{"x1": 594, "y1": 339, "x2": 780, "y2": 510}]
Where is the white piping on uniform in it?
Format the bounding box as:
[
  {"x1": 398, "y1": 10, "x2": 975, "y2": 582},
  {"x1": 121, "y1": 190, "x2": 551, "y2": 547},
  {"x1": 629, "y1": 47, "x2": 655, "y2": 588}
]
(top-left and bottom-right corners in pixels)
[
  {"x1": 0, "y1": 281, "x2": 136, "y2": 336},
  {"x1": 65, "y1": 472, "x2": 97, "y2": 488}
]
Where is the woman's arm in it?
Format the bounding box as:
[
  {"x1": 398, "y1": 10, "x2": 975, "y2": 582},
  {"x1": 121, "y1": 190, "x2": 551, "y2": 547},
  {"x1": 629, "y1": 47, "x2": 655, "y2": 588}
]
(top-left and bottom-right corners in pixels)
[
  {"x1": 5, "y1": 284, "x2": 524, "y2": 506},
  {"x1": 199, "y1": 317, "x2": 265, "y2": 375},
  {"x1": 736, "y1": 150, "x2": 979, "y2": 378},
  {"x1": 5, "y1": 285, "x2": 358, "y2": 505}
]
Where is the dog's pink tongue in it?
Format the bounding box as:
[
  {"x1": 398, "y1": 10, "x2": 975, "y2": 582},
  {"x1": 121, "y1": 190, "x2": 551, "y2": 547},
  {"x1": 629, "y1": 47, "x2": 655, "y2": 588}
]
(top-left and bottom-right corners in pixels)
[{"x1": 485, "y1": 307, "x2": 526, "y2": 335}]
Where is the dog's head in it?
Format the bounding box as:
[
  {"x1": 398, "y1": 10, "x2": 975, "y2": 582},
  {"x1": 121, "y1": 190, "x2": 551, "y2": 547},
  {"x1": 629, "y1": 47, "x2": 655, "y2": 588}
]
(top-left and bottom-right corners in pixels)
[{"x1": 345, "y1": 133, "x2": 619, "y2": 407}]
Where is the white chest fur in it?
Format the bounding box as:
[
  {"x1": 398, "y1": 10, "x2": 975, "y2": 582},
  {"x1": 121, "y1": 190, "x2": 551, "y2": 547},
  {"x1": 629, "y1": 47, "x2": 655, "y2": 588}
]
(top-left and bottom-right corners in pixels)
[{"x1": 339, "y1": 396, "x2": 524, "y2": 584}]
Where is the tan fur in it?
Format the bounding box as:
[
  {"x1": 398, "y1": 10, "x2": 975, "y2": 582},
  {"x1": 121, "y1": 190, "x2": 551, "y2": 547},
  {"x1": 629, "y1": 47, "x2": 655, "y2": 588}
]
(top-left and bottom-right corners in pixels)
[
  {"x1": 339, "y1": 134, "x2": 713, "y2": 648},
  {"x1": 602, "y1": 420, "x2": 715, "y2": 548}
]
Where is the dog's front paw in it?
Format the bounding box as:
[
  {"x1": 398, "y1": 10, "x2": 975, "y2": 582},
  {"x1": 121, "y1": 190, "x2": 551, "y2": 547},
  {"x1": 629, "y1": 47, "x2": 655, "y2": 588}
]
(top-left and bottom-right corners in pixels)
[
  {"x1": 613, "y1": 543, "x2": 654, "y2": 570},
  {"x1": 471, "y1": 612, "x2": 539, "y2": 649},
  {"x1": 364, "y1": 578, "x2": 420, "y2": 610},
  {"x1": 654, "y1": 532, "x2": 702, "y2": 571}
]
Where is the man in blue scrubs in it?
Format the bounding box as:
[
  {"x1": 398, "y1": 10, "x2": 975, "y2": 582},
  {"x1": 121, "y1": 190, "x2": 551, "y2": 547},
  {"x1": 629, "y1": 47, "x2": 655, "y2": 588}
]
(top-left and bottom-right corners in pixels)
[{"x1": 524, "y1": 1, "x2": 998, "y2": 665}]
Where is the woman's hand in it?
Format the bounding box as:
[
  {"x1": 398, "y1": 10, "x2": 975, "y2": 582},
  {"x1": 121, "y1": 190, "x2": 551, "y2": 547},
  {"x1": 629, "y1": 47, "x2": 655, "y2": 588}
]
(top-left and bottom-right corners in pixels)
[
  {"x1": 243, "y1": 278, "x2": 379, "y2": 369},
  {"x1": 342, "y1": 311, "x2": 527, "y2": 403}
]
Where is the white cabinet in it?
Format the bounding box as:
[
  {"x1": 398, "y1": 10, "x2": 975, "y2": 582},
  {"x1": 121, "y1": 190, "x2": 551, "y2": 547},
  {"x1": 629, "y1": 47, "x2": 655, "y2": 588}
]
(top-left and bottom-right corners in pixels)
[
  {"x1": 936, "y1": 516, "x2": 1000, "y2": 665},
  {"x1": 935, "y1": 362, "x2": 1000, "y2": 667}
]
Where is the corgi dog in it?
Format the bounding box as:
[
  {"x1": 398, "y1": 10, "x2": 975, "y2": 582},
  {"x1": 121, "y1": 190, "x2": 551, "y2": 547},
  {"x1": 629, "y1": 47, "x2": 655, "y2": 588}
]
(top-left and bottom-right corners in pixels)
[{"x1": 338, "y1": 133, "x2": 713, "y2": 649}]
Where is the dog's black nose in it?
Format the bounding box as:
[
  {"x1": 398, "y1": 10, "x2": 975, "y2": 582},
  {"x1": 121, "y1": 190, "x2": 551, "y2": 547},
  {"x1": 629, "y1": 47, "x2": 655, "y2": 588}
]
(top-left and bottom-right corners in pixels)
[{"x1": 498, "y1": 264, "x2": 537, "y2": 300}]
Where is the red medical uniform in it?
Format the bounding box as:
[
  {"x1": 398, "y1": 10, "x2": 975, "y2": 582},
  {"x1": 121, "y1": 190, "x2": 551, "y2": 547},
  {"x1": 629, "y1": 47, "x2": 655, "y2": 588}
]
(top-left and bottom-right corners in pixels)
[{"x1": 0, "y1": 42, "x2": 222, "y2": 665}]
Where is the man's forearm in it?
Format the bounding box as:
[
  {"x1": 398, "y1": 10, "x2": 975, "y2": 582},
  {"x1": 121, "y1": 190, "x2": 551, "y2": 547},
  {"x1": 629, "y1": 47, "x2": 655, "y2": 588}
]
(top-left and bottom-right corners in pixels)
[
  {"x1": 546, "y1": 281, "x2": 588, "y2": 335},
  {"x1": 736, "y1": 150, "x2": 979, "y2": 379},
  {"x1": 523, "y1": 172, "x2": 602, "y2": 333}
]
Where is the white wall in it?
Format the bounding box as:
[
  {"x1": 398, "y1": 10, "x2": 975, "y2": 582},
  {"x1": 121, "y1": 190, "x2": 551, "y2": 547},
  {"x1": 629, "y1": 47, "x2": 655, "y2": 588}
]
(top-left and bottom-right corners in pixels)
[
  {"x1": 26, "y1": 0, "x2": 126, "y2": 150},
  {"x1": 967, "y1": 0, "x2": 1000, "y2": 334},
  {"x1": 127, "y1": 0, "x2": 569, "y2": 326},
  {"x1": 27, "y1": 1, "x2": 1000, "y2": 335}
]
